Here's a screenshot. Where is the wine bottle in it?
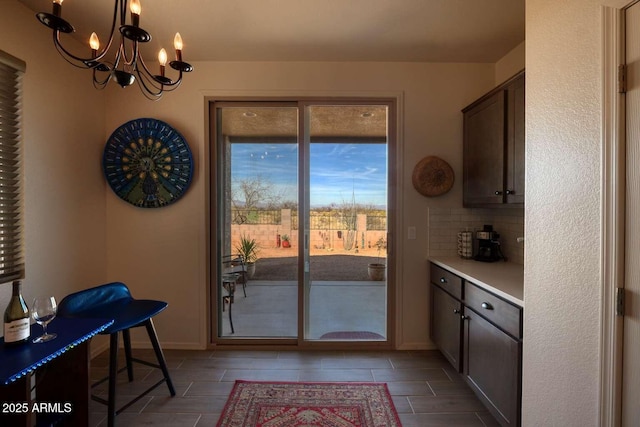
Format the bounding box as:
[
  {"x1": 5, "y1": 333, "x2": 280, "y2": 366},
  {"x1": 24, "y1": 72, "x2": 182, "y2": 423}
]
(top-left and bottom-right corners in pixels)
[{"x1": 3, "y1": 280, "x2": 30, "y2": 346}]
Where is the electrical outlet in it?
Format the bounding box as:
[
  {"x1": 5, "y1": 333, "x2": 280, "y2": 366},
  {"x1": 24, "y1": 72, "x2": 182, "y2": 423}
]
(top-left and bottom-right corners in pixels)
[{"x1": 408, "y1": 226, "x2": 417, "y2": 240}]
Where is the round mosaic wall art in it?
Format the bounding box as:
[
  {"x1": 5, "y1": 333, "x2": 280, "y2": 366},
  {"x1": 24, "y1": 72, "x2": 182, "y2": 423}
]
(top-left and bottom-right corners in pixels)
[{"x1": 103, "y1": 118, "x2": 193, "y2": 208}]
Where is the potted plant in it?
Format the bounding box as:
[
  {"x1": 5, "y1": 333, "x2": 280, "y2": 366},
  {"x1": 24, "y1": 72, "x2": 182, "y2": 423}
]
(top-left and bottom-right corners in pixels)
[
  {"x1": 368, "y1": 237, "x2": 386, "y2": 281},
  {"x1": 281, "y1": 234, "x2": 291, "y2": 248},
  {"x1": 235, "y1": 234, "x2": 259, "y2": 278}
]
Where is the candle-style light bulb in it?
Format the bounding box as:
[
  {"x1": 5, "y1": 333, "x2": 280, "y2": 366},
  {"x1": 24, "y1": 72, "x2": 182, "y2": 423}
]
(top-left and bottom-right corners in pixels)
[
  {"x1": 158, "y1": 49, "x2": 167, "y2": 66},
  {"x1": 130, "y1": 0, "x2": 141, "y2": 27},
  {"x1": 174, "y1": 33, "x2": 183, "y2": 61},
  {"x1": 130, "y1": 0, "x2": 141, "y2": 15},
  {"x1": 89, "y1": 32, "x2": 100, "y2": 57},
  {"x1": 158, "y1": 48, "x2": 167, "y2": 76},
  {"x1": 174, "y1": 33, "x2": 183, "y2": 51}
]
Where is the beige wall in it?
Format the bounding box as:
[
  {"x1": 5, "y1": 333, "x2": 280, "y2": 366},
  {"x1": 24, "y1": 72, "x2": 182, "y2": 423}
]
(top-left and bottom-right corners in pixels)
[
  {"x1": 524, "y1": 0, "x2": 627, "y2": 425},
  {"x1": 0, "y1": 2, "x2": 107, "y2": 331},
  {"x1": 495, "y1": 41, "x2": 525, "y2": 85}
]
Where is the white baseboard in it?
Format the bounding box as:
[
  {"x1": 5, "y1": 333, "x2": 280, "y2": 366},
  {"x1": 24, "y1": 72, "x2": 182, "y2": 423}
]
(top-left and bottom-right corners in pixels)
[{"x1": 89, "y1": 339, "x2": 208, "y2": 359}]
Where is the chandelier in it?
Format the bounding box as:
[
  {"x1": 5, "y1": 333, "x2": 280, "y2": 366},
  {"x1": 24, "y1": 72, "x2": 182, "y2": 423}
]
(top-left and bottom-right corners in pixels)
[{"x1": 35, "y1": 0, "x2": 193, "y2": 100}]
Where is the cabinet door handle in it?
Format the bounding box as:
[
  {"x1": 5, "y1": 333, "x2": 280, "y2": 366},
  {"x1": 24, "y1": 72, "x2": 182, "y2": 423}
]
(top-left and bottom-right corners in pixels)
[
  {"x1": 453, "y1": 309, "x2": 460, "y2": 314},
  {"x1": 506, "y1": 189, "x2": 514, "y2": 195},
  {"x1": 495, "y1": 190, "x2": 503, "y2": 195},
  {"x1": 439, "y1": 277, "x2": 447, "y2": 284},
  {"x1": 461, "y1": 315, "x2": 470, "y2": 320},
  {"x1": 481, "y1": 302, "x2": 494, "y2": 310}
]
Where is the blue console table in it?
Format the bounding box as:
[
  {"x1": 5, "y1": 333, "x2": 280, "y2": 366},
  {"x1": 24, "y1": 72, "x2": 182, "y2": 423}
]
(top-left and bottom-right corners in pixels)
[{"x1": 0, "y1": 317, "x2": 113, "y2": 426}]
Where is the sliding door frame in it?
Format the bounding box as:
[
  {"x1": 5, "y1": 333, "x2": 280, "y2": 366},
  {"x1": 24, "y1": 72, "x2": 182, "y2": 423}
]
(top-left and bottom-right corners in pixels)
[{"x1": 208, "y1": 96, "x2": 400, "y2": 350}]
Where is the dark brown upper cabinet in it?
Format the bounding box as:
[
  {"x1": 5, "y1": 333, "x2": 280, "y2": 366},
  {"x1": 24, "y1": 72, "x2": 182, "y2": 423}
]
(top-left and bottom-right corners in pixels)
[{"x1": 462, "y1": 71, "x2": 525, "y2": 207}]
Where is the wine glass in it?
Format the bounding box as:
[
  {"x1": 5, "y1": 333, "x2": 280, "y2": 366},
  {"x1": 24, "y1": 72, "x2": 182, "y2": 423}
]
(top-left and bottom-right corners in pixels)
[{"x1": 32, "y1": 296, "x2": 57, "y2": 343}]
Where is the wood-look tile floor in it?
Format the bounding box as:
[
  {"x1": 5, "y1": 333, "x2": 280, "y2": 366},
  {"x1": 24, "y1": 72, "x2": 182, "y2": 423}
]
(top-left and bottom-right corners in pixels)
[{"x1": 89, "y1": 349, "x2": 500, "y2": 427}]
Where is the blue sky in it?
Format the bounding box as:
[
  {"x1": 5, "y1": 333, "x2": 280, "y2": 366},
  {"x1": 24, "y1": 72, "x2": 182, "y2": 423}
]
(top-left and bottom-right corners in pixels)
[{"x1": 231, "y1": 142, "x2": 387, "y2": 207}]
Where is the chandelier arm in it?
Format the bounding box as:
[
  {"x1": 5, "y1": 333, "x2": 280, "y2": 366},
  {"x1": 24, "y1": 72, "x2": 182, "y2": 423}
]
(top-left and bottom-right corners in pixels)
[
  {"x1": 91, "y1": 0, "x2": 122, "y2": 62},
  {"x1": 135, "y1": 54, "x2": 157, "y2": 79},
  {"x1": 52, "y1": 31, "x2": 97, "y2": 67},
  {"x1": 135, "y1": 71, "x2": 163, "y2": 100},
  {"x1": 136, "y1": 69, "x2": 163, "y2": 93},
  {"x1": 143, "y1": 90, "x2": 160, "y2": 100},
  {"x1": 119, "y1": 38, "x2": 133, "y2": 67},
  {"x1": 119, "y1": 0, "x2": 128, "y2": 27},
  {"x1": 157, "y1": 79, "x2": 183, "y2": 92},
  {"x1": 108, "y1": 43, "x2": 123, "y2": 74},
  {"x1": 92, "y1": 68, "x2": 111, "y2": 90},
  {"x1": 155, "y1": 75, "x2": 183, "y2": 92},
  {"x1": 135, "y1": 66, "x2": 185, "y2": 98},
  {"x1": 53, "y1": 38, "x2": 91, "y2": 69},
  {"x1": 116, "y1": 39, "x2": 132, "y2": 70},
  {"x1": 92, "y1": 63, "x2": 113, "y2": 86},
  {"x1": 140, "y1": 87, "x2": 161, "y2": 101},
  {"x1": 137, "y1": 55, "x2": 185, "y2": 89},
  {"x1": 49, "y1": 0, "x2": 120, "y2": 68}
]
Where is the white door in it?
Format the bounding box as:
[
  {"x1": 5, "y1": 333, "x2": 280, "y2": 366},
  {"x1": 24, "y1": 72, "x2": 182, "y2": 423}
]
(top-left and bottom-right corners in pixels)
[{"x1": 623, "y1": 2, "x2": 640, "y2": 424}]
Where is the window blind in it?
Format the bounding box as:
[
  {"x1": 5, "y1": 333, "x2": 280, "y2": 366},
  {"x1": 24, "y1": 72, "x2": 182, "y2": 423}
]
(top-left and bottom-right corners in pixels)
[{"x1": 0, "y1": 51, "x2": 25, "y2": 283}]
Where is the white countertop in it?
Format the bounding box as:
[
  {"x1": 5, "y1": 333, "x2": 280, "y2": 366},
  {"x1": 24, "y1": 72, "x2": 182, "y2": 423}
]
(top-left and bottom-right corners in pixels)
[{"x1": 429, "y1": 256, "x2": 524, "y2": 307}]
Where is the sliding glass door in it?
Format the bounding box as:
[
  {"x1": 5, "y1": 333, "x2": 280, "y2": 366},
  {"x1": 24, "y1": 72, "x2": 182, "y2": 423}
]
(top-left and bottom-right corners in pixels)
[
  {"x1": 213, "y1": 100, "x2": 392, "y2": 343},
  {"x1": 215, "y1": 103, "x2": 299, "y2": 338},
  {"x1": 303, "y1": 104, "x2": 389, "y2": 340}
]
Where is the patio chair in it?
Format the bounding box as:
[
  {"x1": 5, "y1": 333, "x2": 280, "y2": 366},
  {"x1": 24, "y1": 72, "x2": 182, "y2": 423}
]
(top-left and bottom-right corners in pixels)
[
  {"x1": 222, "y1": 273, "x2": 240, "y2": 333},
  {"x1": 220, "y1": 254, "x2": 248, "y2": 334},
  {"x1": 222, "y1": 253, "x2": 247, "y2": 297}
]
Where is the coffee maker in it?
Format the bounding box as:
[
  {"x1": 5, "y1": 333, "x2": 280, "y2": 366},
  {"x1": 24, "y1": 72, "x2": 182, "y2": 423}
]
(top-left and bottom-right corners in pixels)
[{"x1": 474, "y1": 225, "x2": 505, "y2": 262}]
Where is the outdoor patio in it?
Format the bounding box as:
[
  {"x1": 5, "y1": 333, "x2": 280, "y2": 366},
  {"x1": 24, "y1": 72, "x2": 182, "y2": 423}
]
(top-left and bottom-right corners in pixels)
[{"x1": 219, "y1": 279, "x2": 387, "y2": 340}]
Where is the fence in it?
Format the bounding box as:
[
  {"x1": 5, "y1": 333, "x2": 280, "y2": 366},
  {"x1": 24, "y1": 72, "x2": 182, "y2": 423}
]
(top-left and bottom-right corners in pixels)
[
  {"x1": 232, "y1": 209, "x2": 281, "y2": 225},
  {"x1": 230, "y1": 208, "x2": 387, "y2": 252}
]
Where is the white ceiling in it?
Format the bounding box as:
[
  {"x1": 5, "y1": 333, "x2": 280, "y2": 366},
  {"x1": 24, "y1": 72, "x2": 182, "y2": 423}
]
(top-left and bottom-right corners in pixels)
[{"x1": 19, "y1": 0, "x2": 524, "y2": 63}]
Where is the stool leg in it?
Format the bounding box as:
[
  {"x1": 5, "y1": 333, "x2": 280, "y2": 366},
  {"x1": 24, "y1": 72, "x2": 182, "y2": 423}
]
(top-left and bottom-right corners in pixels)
[
  {"x1": 144, "y1": 319, "x2": 176, "y2": 396},
  {"x1": 107, "y1": 332, "x2": 119, "y2": 427},
  {"x1": 123, "y1": 329, "x2": 134, "y2": 382}
]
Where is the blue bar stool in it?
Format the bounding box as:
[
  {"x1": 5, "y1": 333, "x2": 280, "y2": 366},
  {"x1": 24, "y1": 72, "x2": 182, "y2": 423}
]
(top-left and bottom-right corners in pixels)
[{"x1": 58, "y1": 282, "x2": 175, "y2": 427}]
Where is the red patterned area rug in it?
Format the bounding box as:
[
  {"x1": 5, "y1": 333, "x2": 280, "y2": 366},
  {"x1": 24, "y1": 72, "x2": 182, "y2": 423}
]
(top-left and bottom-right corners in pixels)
[{"x1": 216, "y1": 381, "x2": 402, "y2": 427}]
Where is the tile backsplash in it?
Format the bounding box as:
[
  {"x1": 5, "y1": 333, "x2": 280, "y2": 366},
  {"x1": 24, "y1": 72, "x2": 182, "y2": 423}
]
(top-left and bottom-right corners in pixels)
[{"x1": 428, "y1": 207, "x2": 524, "y2": 265}]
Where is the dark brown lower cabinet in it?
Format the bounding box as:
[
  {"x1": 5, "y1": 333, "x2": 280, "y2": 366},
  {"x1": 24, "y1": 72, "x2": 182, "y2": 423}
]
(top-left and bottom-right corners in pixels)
[
  {"x1": 430, "y1": 285, "x2": 463, "y2": 371},
  {"x1": 429, "y1": 262, "x2": 522, "y2": 427},
  {"x1": 464, "y1": 308, "x2": 521, "y2": 426}
]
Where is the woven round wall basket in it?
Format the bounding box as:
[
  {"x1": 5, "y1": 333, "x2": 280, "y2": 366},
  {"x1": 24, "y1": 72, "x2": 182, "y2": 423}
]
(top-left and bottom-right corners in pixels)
[{"x1": 412, "y1": 156, "x2": 454, "y2": 197}]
